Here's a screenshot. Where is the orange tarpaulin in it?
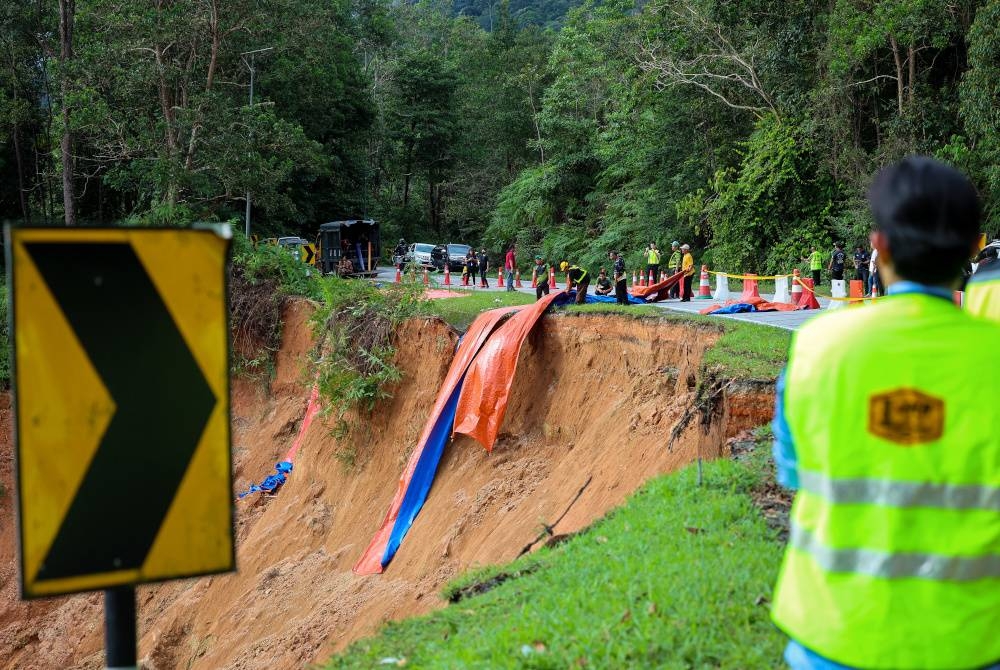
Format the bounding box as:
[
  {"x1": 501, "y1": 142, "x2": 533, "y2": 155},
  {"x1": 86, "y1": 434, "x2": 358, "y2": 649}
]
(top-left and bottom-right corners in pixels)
[
  {"x1": 453, "y1": 290, "x2": 567, "y2": 452},
  {"x1": 353, "y1": 305, "x2": 525, "y2": 575},
  {"x1": 629, "y1": 270, "x2": 685, "y2": 302}
]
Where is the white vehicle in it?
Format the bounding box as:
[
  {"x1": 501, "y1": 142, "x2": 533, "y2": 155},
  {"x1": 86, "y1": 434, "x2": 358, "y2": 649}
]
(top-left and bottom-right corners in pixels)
[{"x1": 406, "y1": 243, "x2": 436, "y2": 268}]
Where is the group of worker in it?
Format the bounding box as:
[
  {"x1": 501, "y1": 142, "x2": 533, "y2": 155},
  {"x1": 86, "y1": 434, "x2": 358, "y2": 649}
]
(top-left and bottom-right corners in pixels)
[
  {"x1": 642, "y1": 241, "x2": 696, "y2": 300},
  {"x1": 771, "y1": 156, "x2": 1000, "y2": 670}
]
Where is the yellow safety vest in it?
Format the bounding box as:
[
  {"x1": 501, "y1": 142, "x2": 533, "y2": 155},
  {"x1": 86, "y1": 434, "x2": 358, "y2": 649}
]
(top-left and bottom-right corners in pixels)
[
  {"x1": 772, "y1": 292, "x2": 1000, "y2": 669},
  {"x1": 648, "y1": 249, "x2": 660, "y2": 264},
  {"x1": 966, "y1": 264, "x2": 1000, "y2": 323}
]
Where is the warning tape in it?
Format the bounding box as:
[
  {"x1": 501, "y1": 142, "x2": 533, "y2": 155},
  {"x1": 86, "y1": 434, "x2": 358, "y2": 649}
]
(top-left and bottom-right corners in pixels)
[{"x1": 795, "y1": 278, "x2": 883, "y2": 302}]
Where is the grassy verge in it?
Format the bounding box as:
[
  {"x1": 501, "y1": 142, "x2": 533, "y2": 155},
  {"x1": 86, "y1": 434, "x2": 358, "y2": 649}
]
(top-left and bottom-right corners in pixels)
[
  {"x1": 324, "y1": 436, "x2": 786, "y2": 669},
  {"x1": 423, "y1": 291, "x2": 534, "y2": 330}
]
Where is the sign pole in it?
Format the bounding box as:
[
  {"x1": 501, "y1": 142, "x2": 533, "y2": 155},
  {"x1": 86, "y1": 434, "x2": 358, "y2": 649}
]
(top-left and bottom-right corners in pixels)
[{"x1": 104, "y1": 585, "x2": 138, "y2": 670}]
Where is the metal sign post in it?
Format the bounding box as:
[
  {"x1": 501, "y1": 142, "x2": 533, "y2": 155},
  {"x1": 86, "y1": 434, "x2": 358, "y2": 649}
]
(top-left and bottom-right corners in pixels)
[{"x1": 105, "y1": 586, "x2": 137, "y2": 669}]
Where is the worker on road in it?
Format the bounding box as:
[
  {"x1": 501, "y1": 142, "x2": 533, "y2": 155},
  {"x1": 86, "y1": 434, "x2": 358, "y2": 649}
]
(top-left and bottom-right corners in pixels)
[
  {"x1": 610, "y1": 250, "x2": 628, "y2": 306},
  {"x1": 828, "y1": 242, "x2": 847, "y2": 282},
  {"x1": 595, "y1": 269, "x2": 613, "y2": 296},
  {"x1": 966, "y1": 240, "x2": 1000, "y2": 322},
  {"x1": 534, "y1": 255, "x2": 550, "y2": 301},
  {"x1": 567, "y1": 264, "x2": 590, "y2": 304},
  {"x1": 667, "y1": 241, "x2": 682, "y2": 298},
  {"x1": 680, "y1": 244, "x2": 695, "y2": 301},
  {"x1": 477, "y1": 248, "x2": 490, "y2": 288},
  {"x1": 805, "y1": 247, "x2": 823, "y2": 286},
  {"x1": 645, "y1": 243, "x2": 660, "y2": 283},
  {"x1": 771, "y1": 156, "x2": 1000, "y2": 670},
  {"x1": 505, "y1": 244, "x2": 517, "y2": 292}
]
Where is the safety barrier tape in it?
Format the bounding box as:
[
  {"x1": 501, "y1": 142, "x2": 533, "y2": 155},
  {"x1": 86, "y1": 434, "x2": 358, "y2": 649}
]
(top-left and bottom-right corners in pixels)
[{"x1": 795, "y1": 278, "x2": 883, "y2": 302}]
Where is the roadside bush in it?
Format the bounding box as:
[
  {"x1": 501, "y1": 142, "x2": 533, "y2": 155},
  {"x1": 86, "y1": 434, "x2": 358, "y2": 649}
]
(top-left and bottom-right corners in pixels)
[{"x1": 310, "y1": 277, "x2": 427, "y2": 430}]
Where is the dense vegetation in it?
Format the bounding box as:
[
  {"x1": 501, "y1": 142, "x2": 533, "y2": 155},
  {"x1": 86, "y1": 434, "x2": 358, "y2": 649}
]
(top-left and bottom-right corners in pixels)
[{"x1": 2, "y1": 0, "x2": 998, "y2": 274}]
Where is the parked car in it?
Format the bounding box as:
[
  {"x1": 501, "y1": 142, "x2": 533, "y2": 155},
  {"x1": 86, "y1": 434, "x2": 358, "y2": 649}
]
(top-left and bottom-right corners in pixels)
[
  {"x1": 406, "y1": 242, "x2": 436, "y2": 268},
  {"x1": 432, "y1": 243, "x2": 472, "y2": 272}
]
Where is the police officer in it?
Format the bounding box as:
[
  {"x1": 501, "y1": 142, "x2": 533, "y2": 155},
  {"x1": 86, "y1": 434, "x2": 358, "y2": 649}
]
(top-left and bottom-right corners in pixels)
[
  {"x1": 771, "y1": 156, "x2": 1000, "y2": 670},
  {"x1": 667, "y1": 241, "x2": 682, "y2": 298},
  {"x1": 610, "y1": 250, "x2": 628, "y2": 306},
  {"x1": 566, "y1": 263, "x2": 590, "y2": 304}
]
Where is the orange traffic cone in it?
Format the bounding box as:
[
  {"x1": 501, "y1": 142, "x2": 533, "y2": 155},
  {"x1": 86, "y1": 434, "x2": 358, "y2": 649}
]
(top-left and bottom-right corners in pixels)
[
  {"x1": 423, "y1": 267, "x2": 429, "y2": 286},
  {"x1": 444, "y1": 265, "x2": 451, "y2": 286},
  {"x1": 515, "y1": 270, "x2": 523, "y2": 288},
  {"x1": 648, "y1": 270, "x2": 655, "y2": 286},
  {"x1": 565, "y1": 272, "x2": 571, "y2": 290},
  {"x1": 790, "y1": 269, "x2": 802, "y2": 304},
  {"x1": 531, "y1": 268, "x2": 538, "y2": 288},
  {"x1": 549, "y1": 266, "x2": 556, "y2": 290},
  {"x1": 632, "y1": 271, "x2": 638, "y2": 286},
  {"x1": 395, "y1": 266, "x2": 402, "y2": 283},
  {"x1": 696, "y1": 265, "x2": 712, "y2": 299},
  {"x1": 498, "y1": 267, "x2": 504, "y2": 286},
  {"x1": 796, "y1": 278, "x2": 821, "y2": 310}
]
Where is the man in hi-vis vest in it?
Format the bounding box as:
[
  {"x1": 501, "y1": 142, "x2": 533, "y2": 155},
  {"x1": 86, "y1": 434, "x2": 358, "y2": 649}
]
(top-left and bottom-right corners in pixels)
[{"x1": 771, "y1": 156, "x2": 1000, "y2": 670}]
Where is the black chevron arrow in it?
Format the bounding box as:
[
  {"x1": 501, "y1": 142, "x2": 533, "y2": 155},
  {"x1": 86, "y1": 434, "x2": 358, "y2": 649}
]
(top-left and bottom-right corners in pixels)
[{"x1": 25, "y1": 242, "x2": 217, "y2": 580}]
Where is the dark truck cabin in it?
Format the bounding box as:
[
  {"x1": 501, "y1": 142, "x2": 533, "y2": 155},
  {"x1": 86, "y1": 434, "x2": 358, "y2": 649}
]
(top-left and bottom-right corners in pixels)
[{"x1": 318, "y1": 220, "x2": 381, "y2": 276}]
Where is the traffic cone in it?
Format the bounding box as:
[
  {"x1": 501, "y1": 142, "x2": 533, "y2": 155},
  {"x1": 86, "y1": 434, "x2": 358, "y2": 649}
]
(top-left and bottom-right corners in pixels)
[
  {"x1": 639, "y1": 272, "x2": 646, "y2": 287},
  {"x1": 774, "y1": 275, "x2": 792, "y2": 305},
  {"x1": 515, "y1": 270, "x2": 523, "y2": 288},
  {"x1": 660, "y1": 271, "x2": 667, "y2": 283},
  {"x1": 423, "y1": 267, "x2": 429, "y2": 286},
  {"x1": 444, "y1": 265, "x2": 451, "y2": 286},
  {"x1": 713, "y1": 273, "x2": 730, "y2": 302},
  {"x1": 954, "y1": 290, "x2": 964, "y2": 307},
  {"x1": 531, "y1": 268, "x2": 538, "y2": 288},
  {"x1": 632, "y1": 271, "x2": 638, "y2": 286},
  {"x1": 696, "y1": 265, "x2": 712, "y2": 299},
  {"x1": 790, "y1": 269, "x2": 802, "y2": 304},
  {"x1": 565, "y1": 272, "x2": 571, "y2": 290},
  {"x1": 549, "y1": 266, "x2": 556, "y2": 290},
  {"x1": 740, "y1": 275, "x2": 760, "y2": 301},
  {"x1": 498, "y1": 267, "x2": 504, "y2": 286},
  {"x1": 648, "y1": 270, "x2": 655, "y2": 286},
  {"x1": 796, "y1": 278, "x2": 821, "y2": 310},
  {"x1": 394, "y1": 266, "x2": 402, "y2": 284},
  {"x1": 849, "y1": 280, "x2": 864, "y2": 306}
]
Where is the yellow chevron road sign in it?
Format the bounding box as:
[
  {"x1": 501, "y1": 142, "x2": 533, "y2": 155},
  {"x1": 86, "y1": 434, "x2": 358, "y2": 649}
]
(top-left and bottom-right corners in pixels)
[{"x1": 8, "y1": 226, "x2": 234, "y2": 598}]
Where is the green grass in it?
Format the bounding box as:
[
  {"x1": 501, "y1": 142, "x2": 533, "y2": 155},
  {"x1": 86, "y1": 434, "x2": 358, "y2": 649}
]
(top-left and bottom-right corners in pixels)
[
  {"x1": 423, "y1": 291, "x2": 535, "y2": 330},
  {"x1": 324, "y1": 445, "x2": 786, "y2": 669},
  {"x1": 420, "y1": 292, "x2": 790, "y2": 381}
]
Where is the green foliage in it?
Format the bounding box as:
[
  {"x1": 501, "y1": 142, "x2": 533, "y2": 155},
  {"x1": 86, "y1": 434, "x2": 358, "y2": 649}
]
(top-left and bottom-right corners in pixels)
[
  {"x1": 310, "y1": 277, "x2": 426, "y2": 422},
  {"x1": 325, "y1": 449, "x2": 785, "y2": 669},
  {"x1": 960, "y1": 0, "x2": 1000, "y2": 227},
  {"x1": 702, "y1": 116, "x2": 836, "y2": 275}
]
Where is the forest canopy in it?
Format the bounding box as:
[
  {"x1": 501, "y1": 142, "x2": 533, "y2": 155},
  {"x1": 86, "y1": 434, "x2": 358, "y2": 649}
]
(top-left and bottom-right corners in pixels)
[{"x1": 1, "y1": 0, "x2": 997, "y2": 273}]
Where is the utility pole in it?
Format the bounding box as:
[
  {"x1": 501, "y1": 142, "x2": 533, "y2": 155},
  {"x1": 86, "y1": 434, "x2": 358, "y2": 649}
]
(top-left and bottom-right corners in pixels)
[{"x1": 240, "y1": 47, "x2": 273, "y2": 238}]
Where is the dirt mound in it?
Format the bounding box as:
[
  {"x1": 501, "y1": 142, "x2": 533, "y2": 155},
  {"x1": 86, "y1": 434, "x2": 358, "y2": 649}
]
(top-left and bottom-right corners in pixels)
[{"x1": 0, "y1": 302, "x2": 773, "y2": 670}]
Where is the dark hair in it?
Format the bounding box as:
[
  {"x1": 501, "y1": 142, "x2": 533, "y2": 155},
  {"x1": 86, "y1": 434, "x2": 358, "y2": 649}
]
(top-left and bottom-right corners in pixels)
[{"x1": 868, "y1": 156, "x2": 981, "y2": 285}]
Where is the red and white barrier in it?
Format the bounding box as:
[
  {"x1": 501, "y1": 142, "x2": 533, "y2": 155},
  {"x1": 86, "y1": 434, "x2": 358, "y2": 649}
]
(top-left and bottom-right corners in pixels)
[
  {"x1": 713, "y1": 273, "x2": 730, "y2": 302},
  {"x1": 773, "y1": 275, "x2": 791, "y2": 305},
  {"x1": 515, "y1": 270, "x2": 523, "y2": 288},
  {"x1": 790, "y1": 269, "x2": 802, "y2": 304},
  {"x1": 740, "y1": 275, "x2": 760, "y2": 301}
]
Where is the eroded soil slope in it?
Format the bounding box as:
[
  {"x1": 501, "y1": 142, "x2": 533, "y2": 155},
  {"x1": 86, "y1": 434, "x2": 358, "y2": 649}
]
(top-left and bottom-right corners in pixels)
[{"x1": 0, "y1": 302, "x2": 772, "y2": 670}]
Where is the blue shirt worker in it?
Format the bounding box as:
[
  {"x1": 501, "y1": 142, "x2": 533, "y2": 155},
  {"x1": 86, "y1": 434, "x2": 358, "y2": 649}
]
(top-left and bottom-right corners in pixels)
[{"x1": 771, "y1": 156, "x2": 1000, "y2": 670}]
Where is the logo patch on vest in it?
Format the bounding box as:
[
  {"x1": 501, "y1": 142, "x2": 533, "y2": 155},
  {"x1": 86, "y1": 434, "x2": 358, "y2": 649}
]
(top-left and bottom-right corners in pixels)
[{"x1": 868, "y1": 388, "x2": 944, "y2": 445}]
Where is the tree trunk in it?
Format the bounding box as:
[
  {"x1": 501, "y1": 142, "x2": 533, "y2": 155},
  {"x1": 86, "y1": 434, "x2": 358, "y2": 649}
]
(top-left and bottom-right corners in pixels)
[
  {"x1": 12, "y1": 123, "x2": 31, "y2": 223},
  {"x1": 889, "y1": 35, "x2": 904, "y2": 116},
  {"x1": 58, "y1": 0, "x2": 76, "y2": 226},
  {"x1": 907, "y1": 44, "x2": 916, "y2": 107}
]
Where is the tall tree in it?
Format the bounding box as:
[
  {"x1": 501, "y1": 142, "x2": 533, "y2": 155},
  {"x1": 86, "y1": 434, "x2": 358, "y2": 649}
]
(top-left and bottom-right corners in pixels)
[{"x1": 58, "y1": 0, "x2": 75, "y2": 225}]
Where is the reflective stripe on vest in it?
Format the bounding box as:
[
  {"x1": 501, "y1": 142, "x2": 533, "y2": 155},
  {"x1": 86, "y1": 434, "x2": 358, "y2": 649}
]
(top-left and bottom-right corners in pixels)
[
  {"x1": 797, "y1": 469, "x2": 1000, "y2": 512},
  {"x1": 791, "y1": 523, "x2": 1000, "y2": 582}
]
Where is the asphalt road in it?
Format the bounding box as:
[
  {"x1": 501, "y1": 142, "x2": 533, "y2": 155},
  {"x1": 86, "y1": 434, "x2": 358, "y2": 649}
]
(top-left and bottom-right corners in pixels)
[{"x1": 373, "y1": 266, "x2": 832, "y2": 332}]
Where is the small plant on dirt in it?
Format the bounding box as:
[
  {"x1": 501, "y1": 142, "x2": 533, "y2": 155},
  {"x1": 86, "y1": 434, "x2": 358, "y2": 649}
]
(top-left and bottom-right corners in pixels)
[
  {"x1": 310, "y1": 276, "x2": 426, "y2": 430},
  {"x1": 229, "y1": 234, "x2": 321, "y2": 379}
]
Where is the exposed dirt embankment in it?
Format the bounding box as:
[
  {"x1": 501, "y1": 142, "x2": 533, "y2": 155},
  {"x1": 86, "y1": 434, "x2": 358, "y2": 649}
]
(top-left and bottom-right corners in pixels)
[{"x1": 0, "y1": 302, "x2": 773, "y2": 670}]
